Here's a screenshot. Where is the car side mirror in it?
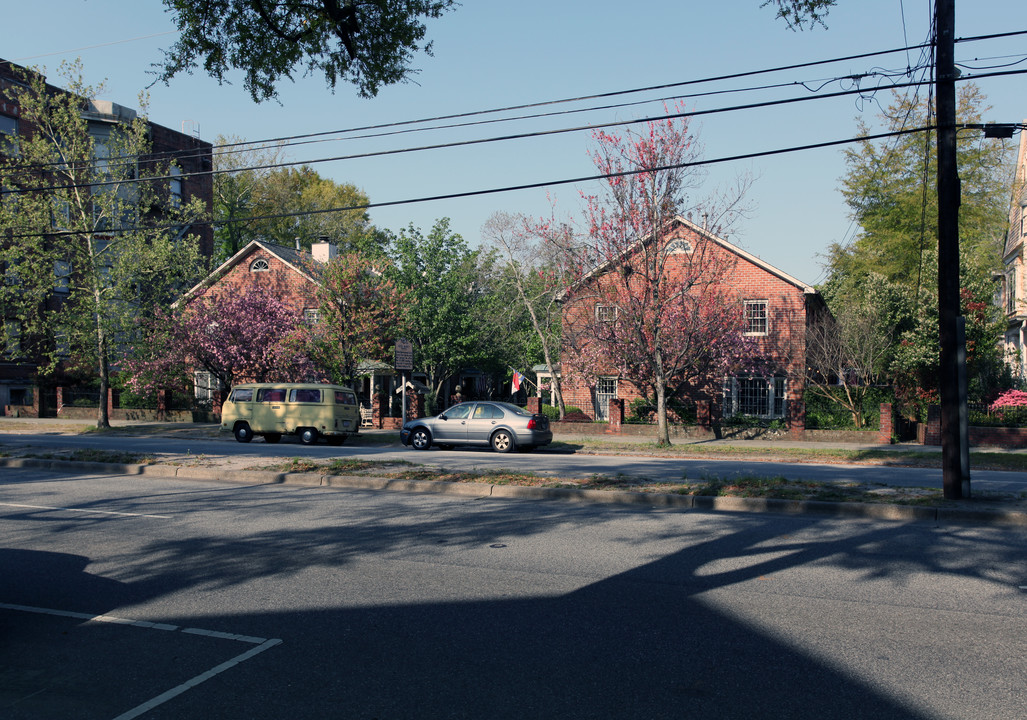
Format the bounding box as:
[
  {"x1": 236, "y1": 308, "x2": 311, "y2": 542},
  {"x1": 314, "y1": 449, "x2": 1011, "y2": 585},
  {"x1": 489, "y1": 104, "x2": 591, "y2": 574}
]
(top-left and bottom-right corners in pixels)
[{"x1": 439, "y1": 413, "x2": 448, "y2": 421}]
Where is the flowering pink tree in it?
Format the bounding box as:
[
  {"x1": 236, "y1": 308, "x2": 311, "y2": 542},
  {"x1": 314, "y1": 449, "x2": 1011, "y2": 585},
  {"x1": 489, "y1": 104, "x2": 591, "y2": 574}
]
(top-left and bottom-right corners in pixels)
[
  {"x1": 125, "y1": 287, "x2": 313, "y2": 403},
  {"x1": 542, "y1": 107, "x2": 760, "y2": 445}
]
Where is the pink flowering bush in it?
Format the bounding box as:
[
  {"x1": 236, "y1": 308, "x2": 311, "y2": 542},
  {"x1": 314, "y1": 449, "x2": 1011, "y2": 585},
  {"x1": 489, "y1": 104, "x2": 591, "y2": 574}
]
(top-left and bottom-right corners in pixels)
[{"x1": 985, "y1": 389, "x2": 1027, "y2": 427}]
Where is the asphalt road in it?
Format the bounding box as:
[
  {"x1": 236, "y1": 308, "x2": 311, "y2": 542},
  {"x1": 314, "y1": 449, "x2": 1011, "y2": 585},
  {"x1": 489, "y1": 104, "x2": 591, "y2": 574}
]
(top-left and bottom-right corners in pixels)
[
  {"x1": 2, "y1": 466, "x2": 1026, "y2": 719},
  {"x1": 4, "y1": 429, "x2": 1027, "y2": 493}
]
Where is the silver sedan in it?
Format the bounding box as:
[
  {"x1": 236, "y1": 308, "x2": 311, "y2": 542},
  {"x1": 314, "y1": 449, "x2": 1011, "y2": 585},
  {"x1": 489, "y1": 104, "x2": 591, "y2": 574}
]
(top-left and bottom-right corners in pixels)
[{"x1": 400, "y1": 401, "x2": 553, "y2": 453}]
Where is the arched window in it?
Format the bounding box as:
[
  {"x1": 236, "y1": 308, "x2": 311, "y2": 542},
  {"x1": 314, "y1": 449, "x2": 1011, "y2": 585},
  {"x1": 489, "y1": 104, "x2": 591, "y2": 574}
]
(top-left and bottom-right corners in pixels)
[
  {"x1": 664, "y1": 239, "x2": 693, "y2": 255},
  {"x1": 250, "y1": 258, "x2": 270, "y2": 272}
]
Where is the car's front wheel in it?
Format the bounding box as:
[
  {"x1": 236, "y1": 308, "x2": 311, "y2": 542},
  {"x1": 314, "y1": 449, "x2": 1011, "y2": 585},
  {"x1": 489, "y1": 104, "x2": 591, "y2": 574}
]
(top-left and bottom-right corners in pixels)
[
  {"x1": 410, "y1": 428, "x2": 432, "y2": 450},
  {"x1": 233, "y1": 423, "x2": 253, "y2": 443},
  {"x1": 490, "y1": 429, "x2": 515, "y2": 453}
]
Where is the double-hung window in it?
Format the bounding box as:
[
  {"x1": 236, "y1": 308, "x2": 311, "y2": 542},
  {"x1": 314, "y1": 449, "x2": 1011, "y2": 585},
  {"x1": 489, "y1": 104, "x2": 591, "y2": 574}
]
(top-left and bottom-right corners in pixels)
[{"x1": 744, "y1": 300, "x2": 768, "y2": 335}]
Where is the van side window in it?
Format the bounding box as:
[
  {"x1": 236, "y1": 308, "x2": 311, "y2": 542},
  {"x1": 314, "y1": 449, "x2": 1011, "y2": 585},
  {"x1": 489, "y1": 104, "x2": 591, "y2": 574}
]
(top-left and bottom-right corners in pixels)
[
  {"x1": 291, "y1": 388, "x2": 322, "y2": 403},
  {"x1": 257, "y1": 388, "x2": 286, "y2": 402},
  {"x1": 335, "y1": 390, "x2": 356, "y2": 405},
  {"x1": 231, "y1": 388, "x2": 253, "y2": 402}
]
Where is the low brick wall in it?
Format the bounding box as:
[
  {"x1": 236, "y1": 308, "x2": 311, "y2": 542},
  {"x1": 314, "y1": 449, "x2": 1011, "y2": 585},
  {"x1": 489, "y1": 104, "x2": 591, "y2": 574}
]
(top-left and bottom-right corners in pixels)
[
  {"x1": 55, "y1": 406, "x2": 209, "y2": 423},
  {"x1": 551, "y1": 422, "x2": 879, "y2": 444},
  {"x1": 968, "y1": 426, "x2": 1027, "y2": 447}
]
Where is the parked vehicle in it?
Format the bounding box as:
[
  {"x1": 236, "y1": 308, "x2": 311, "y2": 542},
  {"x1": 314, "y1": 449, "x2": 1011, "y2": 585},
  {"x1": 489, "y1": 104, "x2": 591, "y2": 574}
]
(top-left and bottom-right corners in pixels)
[
  {"x1": 400, "y1": 401, "x2": 552, "y2": 453},
  {"x1": 221, "y1": 383, "x2": 359, "y2": 445}
]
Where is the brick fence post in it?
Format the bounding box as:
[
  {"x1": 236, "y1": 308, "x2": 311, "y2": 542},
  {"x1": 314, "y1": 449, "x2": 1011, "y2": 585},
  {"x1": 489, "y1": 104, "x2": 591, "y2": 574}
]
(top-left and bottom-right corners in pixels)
[
  {"x1": 607, "y1": 398, "x2": 624, "y2": 433},
  {"x1": 157, "y1": 389, "x2": 167, "y2": 422},
  {"x1": 373, "y1": 391, "x2": 388, "y2": 429},
  {"x1": 787, "y1": 398, "x2": 805, "y2": 439},
  {"x1": 696, "y1": 401, "x2": 710, "y2": 428},
  {"x1": 925, "y1": 405, "x2": 942, "y2": 446},
  {"x1": 526, "y1": 396, "x2": 541, "y2": 414},
  {"x1": 877, "y1": 403, "x2": 893, "y2": 444}
]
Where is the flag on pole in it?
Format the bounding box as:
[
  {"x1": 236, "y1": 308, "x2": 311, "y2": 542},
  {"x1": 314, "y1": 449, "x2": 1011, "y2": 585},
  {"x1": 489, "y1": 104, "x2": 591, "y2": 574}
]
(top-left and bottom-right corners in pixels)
[{"x1": 512, "y1": 370, "x2": 523, "y2": 393}]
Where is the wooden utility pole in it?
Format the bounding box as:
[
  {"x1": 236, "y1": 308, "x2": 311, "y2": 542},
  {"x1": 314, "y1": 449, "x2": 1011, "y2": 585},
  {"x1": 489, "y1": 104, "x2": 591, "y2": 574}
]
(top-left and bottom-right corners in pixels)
[{"x1": 935, "y1": 0, "x2": 969, "y2": 499}]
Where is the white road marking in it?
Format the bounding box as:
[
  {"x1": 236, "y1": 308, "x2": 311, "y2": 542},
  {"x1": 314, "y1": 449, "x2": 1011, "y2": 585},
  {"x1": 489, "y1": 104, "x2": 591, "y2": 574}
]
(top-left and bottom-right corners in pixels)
[
  {"x1": 0, "y1": 603, "x2": 282, "y2": 719},
  {"x1": 0, "y1": 502, "x2": 171, "y2": 519}
]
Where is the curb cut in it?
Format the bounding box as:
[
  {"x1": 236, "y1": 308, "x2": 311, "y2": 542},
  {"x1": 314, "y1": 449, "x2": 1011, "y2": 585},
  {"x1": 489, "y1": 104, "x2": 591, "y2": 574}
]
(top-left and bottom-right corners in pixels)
[{"x1": 3, "y1": 457, "x2": 1026, "y2": 526}]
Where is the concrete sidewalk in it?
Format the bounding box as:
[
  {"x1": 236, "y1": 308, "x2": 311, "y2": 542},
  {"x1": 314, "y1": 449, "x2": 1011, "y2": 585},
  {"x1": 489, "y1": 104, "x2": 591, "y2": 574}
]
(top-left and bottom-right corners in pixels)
[{"x1": 3, "y1": 415, "x2": 1026, "y2": 454}]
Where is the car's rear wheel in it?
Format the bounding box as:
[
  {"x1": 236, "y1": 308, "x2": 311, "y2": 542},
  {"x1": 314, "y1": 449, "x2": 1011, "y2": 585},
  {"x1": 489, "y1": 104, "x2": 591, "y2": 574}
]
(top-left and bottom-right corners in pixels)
[
  {"x1": 233, "y1": 423, "x2": 253, "y2": 443},
  {"x1": 490, "y1": 429, "x2": 514, "y2": 453},
  {"x1": 299, "y1": 428, "x2": 319, "y2": 445},
  {"x1": 410, "y1": 428, "x2": 432, "y2": 450},
  {"x1": 263, "y1": 433, "x2": 281, "y2": 444}
]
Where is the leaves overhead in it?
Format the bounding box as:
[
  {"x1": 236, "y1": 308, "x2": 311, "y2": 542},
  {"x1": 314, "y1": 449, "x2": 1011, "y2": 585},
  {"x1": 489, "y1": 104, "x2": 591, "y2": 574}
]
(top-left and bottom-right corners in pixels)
[{"x1": 157, "y1": 0, "x2": 456, "y2": 102}]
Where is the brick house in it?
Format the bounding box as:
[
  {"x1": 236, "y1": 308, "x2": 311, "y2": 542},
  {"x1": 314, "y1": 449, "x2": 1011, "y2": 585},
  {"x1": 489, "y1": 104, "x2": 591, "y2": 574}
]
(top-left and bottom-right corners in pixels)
[
  {"x1": 0, "y1": 59, "x2": 213, "y2": 415},
  {"x1": 555, "y1": 216, "x2": 824, "y2": 428},
  {"x1": 1000, "y1": 124, "x2": 1027, "y2": 381},
  {"x1": 178, "y1": 239, "x2": 416, "y2": 423},
  {"x1": 176, "y1": 239, "x2": 331, "y2": 402}
]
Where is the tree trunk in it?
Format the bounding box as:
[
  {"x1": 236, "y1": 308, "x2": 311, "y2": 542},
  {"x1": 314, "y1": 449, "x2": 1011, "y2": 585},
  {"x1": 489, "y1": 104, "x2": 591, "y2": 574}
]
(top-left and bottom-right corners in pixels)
[
  {"x1": 655, "y1": 383, "x2": 671, "y2": 446},
  {"x1": 96, "y1": 330, "x2": 111, "y2": 429}
]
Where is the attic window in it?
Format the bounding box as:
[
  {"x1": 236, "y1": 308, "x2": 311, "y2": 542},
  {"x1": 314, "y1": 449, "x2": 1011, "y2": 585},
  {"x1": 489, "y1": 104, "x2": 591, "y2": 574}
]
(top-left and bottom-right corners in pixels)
[
  {"x1": 664, "y1": 239, "x2": 693, "y2": 255},
  {"x1": 250, "y1": 258, "x2": 270, "y2": 272}
]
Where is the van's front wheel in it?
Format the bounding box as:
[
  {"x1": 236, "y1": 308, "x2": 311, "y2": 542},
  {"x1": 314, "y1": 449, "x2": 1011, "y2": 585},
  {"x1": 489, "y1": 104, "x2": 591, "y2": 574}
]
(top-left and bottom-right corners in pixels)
[
  {"x1": 233, "y1": 423, "x2": 253, "y2": 443},
  {"x1": 299, "y1": 428, "x2": 319, "y2": 445}
]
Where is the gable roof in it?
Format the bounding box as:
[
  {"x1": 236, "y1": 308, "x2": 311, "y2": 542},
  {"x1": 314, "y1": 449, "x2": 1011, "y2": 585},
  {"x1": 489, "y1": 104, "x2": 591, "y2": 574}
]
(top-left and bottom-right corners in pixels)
[
  {"x1": 176, "y1": 240, "x2": 323, "y2": 306},
  {"x1": 558, "y1": 215, "x2": 818, "y2": 301}
]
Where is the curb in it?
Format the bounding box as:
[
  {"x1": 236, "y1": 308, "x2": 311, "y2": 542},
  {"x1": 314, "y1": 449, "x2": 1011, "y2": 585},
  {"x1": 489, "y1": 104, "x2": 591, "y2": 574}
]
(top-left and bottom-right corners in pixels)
[{"x1": 3, "y1": 457, "x2": 1026, "y2": 527}]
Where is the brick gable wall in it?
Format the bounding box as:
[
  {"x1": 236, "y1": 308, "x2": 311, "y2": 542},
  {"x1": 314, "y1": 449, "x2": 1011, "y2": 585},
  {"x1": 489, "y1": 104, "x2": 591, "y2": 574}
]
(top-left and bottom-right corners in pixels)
[{"x1": 559, "y1": 228, "x2": 811, "y2": 421}]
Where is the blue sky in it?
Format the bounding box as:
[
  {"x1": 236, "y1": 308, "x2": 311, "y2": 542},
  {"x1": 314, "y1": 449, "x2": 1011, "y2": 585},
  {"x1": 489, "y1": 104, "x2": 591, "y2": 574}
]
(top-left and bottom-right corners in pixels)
[{"x1": 4, "y1": 0, "x2": 1024, "y2": 284}]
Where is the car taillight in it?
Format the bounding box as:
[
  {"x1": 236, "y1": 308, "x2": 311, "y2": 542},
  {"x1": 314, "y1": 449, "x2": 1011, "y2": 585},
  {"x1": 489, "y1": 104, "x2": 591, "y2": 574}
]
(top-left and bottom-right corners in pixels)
[{"x1": 527, "y1": 418, "x2": 537, "y2": 430}]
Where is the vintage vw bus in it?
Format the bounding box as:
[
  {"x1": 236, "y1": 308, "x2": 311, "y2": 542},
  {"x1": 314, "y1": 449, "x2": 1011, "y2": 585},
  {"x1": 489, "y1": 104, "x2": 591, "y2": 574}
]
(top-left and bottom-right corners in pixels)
[{"x1": 220, "y1": 383, "x2": 360, "y2": 445}]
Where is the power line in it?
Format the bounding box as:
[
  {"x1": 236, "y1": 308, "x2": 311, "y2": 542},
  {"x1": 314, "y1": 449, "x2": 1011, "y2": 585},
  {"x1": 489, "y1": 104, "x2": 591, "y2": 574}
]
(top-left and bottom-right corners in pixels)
[
  {"x1": 8, "y1": 65, "x2": 1026, "y2": 199},
  {"x1": 11, "y1": 125, "x2": 980, "y2": 240}
]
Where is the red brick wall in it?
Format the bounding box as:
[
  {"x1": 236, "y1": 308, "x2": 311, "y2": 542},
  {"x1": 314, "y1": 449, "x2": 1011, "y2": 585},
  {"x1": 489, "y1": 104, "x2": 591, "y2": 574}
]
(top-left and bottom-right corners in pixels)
[
  {"x1": 559, "y1": 227, "x2": 812, "y2": 420},
  {"x1": 198, "y1": 246, "x2": 319, "y2": 315}
]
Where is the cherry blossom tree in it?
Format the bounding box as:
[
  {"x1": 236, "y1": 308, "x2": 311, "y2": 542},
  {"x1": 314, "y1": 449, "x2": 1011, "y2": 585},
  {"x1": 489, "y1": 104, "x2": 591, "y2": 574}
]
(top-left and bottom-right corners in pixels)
[
  {"x1": 541, "y1": 108, "x2": 761, "y2": 445},
  {"x1": 124, "y1": 286, "x2": 312, "y2": 402}
]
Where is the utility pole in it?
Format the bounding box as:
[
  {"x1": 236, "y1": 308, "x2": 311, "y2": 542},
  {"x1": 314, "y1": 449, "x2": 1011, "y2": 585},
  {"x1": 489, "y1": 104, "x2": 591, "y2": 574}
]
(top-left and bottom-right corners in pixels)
[{"x1": 935, "y1": 0, "x2": 969, "y2": 499}]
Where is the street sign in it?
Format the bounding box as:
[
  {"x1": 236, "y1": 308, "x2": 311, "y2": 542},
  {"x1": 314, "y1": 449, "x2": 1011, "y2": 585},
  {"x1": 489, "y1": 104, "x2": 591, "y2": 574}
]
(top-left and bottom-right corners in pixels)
[{"x1": 394, "y1": 339, "x2": 413, "y2": 371}]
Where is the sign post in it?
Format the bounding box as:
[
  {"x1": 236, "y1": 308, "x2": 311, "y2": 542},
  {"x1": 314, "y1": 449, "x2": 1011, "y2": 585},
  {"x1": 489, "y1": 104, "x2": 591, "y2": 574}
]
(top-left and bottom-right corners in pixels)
[{"x1": 394, "y1": 339, "x2": 413, "y2": 422}]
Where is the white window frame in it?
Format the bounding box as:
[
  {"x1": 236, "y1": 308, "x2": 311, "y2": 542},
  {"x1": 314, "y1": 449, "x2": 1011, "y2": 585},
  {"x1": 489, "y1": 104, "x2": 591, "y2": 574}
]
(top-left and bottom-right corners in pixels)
[
  {"x1": 595, "y1": 304, "x2": 619, "y2": 323},
  {"x1": 193, "y1": 370, "x2": 221, "y2": 401},
  {"x1": 664, "y1": 238, "x2": 693, "y2": 255},
  {"x1": 723, "y1": 376, "x2": 787, "y2": 419},
  {"x1": 744, "y1": 300, "x2": 769, "y2": 336},
  {"x1": 250, "y1": 258, "x2": 270, "y2": 272},
  {"x1": 303, "y1": 308, "x2": 321, "y2": 325}
]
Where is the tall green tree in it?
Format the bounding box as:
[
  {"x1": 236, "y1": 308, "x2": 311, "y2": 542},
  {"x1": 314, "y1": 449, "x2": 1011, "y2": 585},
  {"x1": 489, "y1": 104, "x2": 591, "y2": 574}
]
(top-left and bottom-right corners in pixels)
[
  {"x1": 0, "y1": 61, "x2": 207, "y2": 428},
  {"x1": 388, "y1": 218, "x2": 491, "y2": 405},
  {"x1": 156, "y1": 0, "x2": 456, "y2": 102},
  {"x1": 302, "y1": 251, "x2": 405, "y2": 386},
  {"x1": 482, "y1": 211, "x2": 569, "y2": 417},
  {"x1": 249, "y1": 166, "x2": 376, "y2": 252},
  {"x1": 211, "y1": 134, "x2": 285, "y2": 264},
  {"x1": 824, "y1": 85, "x2": 1013, "y2": 409}
]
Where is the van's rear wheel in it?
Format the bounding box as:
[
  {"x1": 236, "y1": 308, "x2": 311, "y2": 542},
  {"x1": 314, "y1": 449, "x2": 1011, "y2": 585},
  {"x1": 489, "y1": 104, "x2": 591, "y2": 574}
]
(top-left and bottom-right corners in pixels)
[
  {"x1": 299, "y1": 428, "x2": 319, "y2": 445},
  {"x1": 233, "y1": 423, "x2": 253, "y2": 443}
]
